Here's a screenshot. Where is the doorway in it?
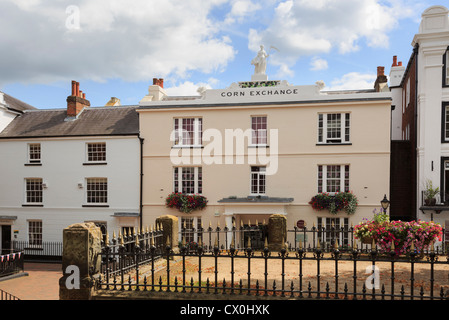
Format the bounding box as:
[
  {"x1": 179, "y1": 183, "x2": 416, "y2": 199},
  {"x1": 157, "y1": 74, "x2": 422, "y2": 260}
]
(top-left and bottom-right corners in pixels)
[{"x1": 1, "y1": 225, "x2": 12, "y2": 255}]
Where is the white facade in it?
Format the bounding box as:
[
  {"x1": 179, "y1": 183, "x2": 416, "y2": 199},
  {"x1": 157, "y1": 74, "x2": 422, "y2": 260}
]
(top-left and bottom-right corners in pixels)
[{"x1": 0, "y1": 128, "x2": 141, "y2": 247}]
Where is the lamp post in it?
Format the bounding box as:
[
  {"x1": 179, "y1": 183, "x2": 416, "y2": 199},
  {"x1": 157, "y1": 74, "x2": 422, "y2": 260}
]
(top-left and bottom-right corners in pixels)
[{"x1": 380, "y1": 194, "x2": 390, "y2": 214}]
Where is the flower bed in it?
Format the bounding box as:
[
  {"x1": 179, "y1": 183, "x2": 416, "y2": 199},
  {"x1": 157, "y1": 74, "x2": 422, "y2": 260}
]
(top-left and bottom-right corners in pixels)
[
  {"x1": 309, "y1": 192, "x2": 358, "y2": 215},
  {"x1": 165, "y1": 193, "x2": 208, "y2": 214},
  {"x1": 354, "y1": 217, "x2": 443, "y2": 256}
]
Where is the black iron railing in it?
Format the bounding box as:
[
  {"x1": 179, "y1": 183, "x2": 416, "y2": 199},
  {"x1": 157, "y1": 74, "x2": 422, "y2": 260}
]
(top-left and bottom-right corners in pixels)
[
  {"x1": 99, "y1": 227, "x2": 165, "y2": 283},
  {"x1": 96, "y1": 238, "x2": 449, "y2": 300},
  {"x1": 0, "y1": 250, "x2": 24, "y2": 278},
  {"x1": 0, "y1": 289, "x2": 20, "y2": 300},
  {"x1": 12, "y1": 241, "x2": 62, "y2": 262}
]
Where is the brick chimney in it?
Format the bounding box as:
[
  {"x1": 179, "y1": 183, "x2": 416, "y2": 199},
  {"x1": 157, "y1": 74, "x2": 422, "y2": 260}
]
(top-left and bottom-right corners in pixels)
[
  {"x1": 67, "y1": 80, "x2": 90, "y2": 117},
  {"x1": 374, "y1": 66, "x2": 389, "y2": 92},
  {"x1": 140, "y1": 78, "x2": 167, "y2": 103},
  {"x1": 153, "y1": 78, "x2": 164, "y2": 88}
]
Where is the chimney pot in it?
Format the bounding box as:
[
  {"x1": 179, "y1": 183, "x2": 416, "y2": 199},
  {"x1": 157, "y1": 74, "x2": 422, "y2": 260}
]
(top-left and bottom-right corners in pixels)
[
  {"x1": 392, "y1": 55, "x2": 398, "y2": 67},
  {"x1": 377, "y1": 66, "x2": 385, "y2": 77},
  {"x1": 71, "y1": 81, "x2": 76, "y2": 96},
  {"x1": 75, "y1": 82, "x2": 80, "y2": 97},
  {"x1": 159, "y1": 78, "x2": 164, "y2": 88},
  {"x1": 398, "y1": 61, "x2": 402, "y2": 66}
]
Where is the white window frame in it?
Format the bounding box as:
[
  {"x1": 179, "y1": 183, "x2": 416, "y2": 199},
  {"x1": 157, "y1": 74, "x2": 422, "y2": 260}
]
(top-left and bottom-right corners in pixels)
[
  {"x1": 318, "y1": 165, "x2": 350, "y2": 194},
  {"x1": 25, "y1": 178, "x2": 43, "y2": 204},
  {"x1": 318, "y1": 113, "x2": 351, "y2": 144},
  {"x1": 250, "y1": 166, "x2": 266, "y2": 196},
  {"x1": 173, "y1": 167, "x2": 202, "y2": 194},
  {"x1": 317, "y1": 217, "x2": 350, "y2": 246},
  {"x1": 85, "y1": 177, "x2": 108, "y2": 205},
  {"x1": 28, "y1": 220, "x2": 43, "y2": 247},
  {"x1": 445, "y1": 49, "x2": 449, "y2": 86},
  {"x1": 173, "y1": 118, "x2": 203, "y2": 147},
  {"x1": 444, "y1": 104, "x2": 449, "y2": 142},
  {"x1": 251, "y1": 116, "x2": 267, "y2": 146},
  {"x1": 180, "y1": 216, "x2": 202, "y2": 244},
  {"x1": 27, "y1": 143, "x2": 41, "y2": 164},
  {"x1": 86, "y1": 142, "x2": 106, "y2": 163}
]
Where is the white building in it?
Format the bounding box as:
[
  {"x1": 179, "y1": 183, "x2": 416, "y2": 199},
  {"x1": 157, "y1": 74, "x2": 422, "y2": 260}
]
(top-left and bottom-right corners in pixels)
[
  {"x1": 389, "y1": 5, "x2": 449, "y2": 229},
  {"x1": 0, "y1": 81, "x2": 141, "y2": 254},
  {"x1": 0, "y1": 91, "x2": 35, "y2": 133}
]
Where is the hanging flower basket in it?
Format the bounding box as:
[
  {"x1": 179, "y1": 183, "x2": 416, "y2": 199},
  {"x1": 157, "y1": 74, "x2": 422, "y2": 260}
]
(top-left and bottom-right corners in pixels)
[
  {"x1": 309, "y1": 191, "x2": 358, "y2": 215},
  {"x1": 165, "y1": 192, "x2": 208, "y2": 214}
]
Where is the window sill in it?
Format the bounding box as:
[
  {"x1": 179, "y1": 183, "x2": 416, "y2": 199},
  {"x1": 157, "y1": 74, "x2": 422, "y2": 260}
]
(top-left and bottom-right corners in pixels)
[
  {"x1": 316, "y1": 143, "x2": 352, "y2": 146},
  {"x1": 248, "y1": 145, "x2": 269, "y2": 148},
  {"x1": 83, "y1": 162, "x2": 107, "y2": 166},
  {"x1": 82, "y1": 204, "x2": 109, "y2": 208},
  {"x1": 171, "y1": 145, "x2": 204, "y2": 149},
  {"x1": 24, "y1": 163, "x2": 42, "y2": 166},
  {"x1": 22, "y1": 204, "x2": 44, "y2": 207}
]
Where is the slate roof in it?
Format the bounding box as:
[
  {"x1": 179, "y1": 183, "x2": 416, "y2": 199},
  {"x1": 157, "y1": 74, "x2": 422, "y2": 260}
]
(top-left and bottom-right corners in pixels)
[
  {"x1": 2, "y1": 92, "x2": 36, "y2": 112},
  {"x1": 0, "y1": 106, "x2": 139, "y2": 138}
]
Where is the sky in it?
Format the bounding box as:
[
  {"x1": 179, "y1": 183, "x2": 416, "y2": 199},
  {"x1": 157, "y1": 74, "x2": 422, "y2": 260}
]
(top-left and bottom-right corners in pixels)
[{"x1": 0, "y1": 0, "x2": 441, "y2": 109}]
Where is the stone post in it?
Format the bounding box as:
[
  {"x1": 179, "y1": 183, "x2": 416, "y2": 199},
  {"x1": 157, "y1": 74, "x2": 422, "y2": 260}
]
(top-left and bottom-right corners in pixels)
[
  {"x1": 59, "y1": 222, "x2": 102, "y2": 300},
  {"x1": 267, "y1": 214, "x2": 287, "y2": 251},
  {"x1": 156, "y1": 215, "x2": 179, "y2": 252}
]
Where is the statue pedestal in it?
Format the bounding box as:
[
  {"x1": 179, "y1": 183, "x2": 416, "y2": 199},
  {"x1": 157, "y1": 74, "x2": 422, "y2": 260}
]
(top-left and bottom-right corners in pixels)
[{"x1": 251, "y1": 74, "x2": 268, "y2": 81}]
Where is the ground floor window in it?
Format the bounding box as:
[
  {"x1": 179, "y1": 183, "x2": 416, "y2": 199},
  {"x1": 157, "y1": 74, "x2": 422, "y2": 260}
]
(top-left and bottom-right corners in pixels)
[
  {"x1": 28, "y1": 220, "x2": 42, "y2": 247},
  {"x1": 180, "y1": 217, "x2": 202, "y2": 245},
  {"x1": 317, "y1": 217, "x2": 350, "y2": 247}
]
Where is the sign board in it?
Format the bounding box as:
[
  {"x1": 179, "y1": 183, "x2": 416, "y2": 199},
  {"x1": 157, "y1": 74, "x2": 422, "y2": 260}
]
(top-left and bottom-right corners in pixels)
[{"x1": 296, "y1": 220, "x2": 306, "y2": 229}]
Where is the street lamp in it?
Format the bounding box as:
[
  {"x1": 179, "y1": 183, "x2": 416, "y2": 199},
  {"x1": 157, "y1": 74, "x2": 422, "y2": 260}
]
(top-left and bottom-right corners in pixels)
[{"x1": 380, "y1": 194, "x2": 390, "y2": 214}]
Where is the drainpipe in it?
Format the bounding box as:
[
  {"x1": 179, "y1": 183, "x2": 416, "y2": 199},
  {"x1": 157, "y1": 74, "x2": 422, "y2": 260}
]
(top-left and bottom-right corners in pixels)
[{"x1": 139, "y1": 137, "x2": 144, "y2": 230}]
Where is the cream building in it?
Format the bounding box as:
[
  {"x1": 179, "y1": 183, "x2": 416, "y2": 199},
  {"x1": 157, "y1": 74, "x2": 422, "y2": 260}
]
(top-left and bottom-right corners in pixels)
[{"x1": 138, "y1": 66, "x2": 391, "y2": 247}]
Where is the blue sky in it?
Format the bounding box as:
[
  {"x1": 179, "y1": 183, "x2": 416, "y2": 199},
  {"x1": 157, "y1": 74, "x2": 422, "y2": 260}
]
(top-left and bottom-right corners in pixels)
[{"x1": 0, "y1": 0, "x2": 440, "y2": 109}]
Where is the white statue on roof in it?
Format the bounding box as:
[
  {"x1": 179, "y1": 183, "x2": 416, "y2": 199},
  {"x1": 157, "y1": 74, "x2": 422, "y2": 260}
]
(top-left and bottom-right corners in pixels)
[{"x1": 251, "y1": 45, "x2": 269, "y2": 75}]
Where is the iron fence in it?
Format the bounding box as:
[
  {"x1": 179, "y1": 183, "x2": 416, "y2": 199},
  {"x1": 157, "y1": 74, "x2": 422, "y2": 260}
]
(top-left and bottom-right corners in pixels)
[
  {"x1": 0, "y1": 250, "x2": 24, "y2": 278},
  {"x1": 287, "y1": 226, "x2": 448, "y2": 253},
  {"x1": 179, "y1": 224, "x2": 447, "y2": 253},
  {"x1": 95, "y1": 235, "x2": 449, "y2": 300},
  {"x1": 0, "y1": 289, "x2": 20, "y2": 301},
  {"x1": 99, "y1": 227, "x2": 165, "y2": 282},
  {"x1": 12, "y1": 241, "x2": 62, "y2": 262}
]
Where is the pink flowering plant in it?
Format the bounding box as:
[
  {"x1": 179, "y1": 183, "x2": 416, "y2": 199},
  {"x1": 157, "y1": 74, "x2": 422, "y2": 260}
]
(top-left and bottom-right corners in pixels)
[
  {"x1": 309, "y1": 191, "x2": 358, "y2": 215},
  {"x1": 354, "y1": 210, "x2": 443, "y2": 256},
  {"x1": 165, "y1": 192, "x2": 208, "y2": 214}
]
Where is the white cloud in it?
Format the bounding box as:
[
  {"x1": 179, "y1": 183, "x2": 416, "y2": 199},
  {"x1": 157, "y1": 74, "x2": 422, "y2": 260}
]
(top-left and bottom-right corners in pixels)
[
  {"x1": 248, "y1": 0, "x2": 421, "y2": 76},
  {"x1": 0, "y1": 0, "x2": 236, "y2": 86},
  {"x1": 326, "y1": 72, "x2": 377, "y2": 91},
  {"x1": 164, "y1": 78, "x2": 219, "y2": 96},
  {"x1": 310, "y1": 57, "x2": 328, "y2": 71},
  {"x1": 225, "y1": 0, "x2": 262, "y2": 24}
]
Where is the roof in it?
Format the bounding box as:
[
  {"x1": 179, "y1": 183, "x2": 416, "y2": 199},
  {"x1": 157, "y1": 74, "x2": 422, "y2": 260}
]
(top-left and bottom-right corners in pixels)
[
  {"x1": 2, "y1": 92, "x2": 36, "y2": 113},
  {"x1": 0, "y1": 106, "x2": 139, "y2": 139}
]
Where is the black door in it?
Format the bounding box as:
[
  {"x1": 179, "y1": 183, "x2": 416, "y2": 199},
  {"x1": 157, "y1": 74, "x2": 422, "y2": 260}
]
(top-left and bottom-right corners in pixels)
[{"x1": 1, "y1": 225, "x2": 12, "y2": 255}]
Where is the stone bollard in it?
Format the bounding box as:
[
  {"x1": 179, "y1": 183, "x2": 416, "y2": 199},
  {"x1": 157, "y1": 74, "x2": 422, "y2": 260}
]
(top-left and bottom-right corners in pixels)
[
  {"x1": 59, "y1": 222, "x2": 102, "y2": 300},
  {"x1": 156, "y1": 215, "x2": 179, "y2": 253},
  {"x1": 267, "y1": 214, "x2": 287, "y2": 251}
]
